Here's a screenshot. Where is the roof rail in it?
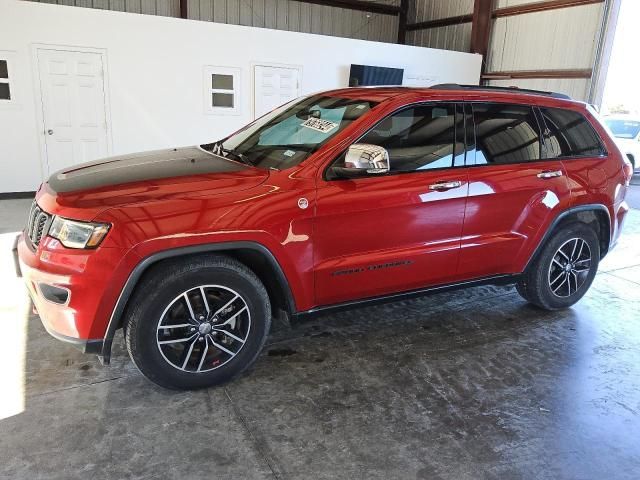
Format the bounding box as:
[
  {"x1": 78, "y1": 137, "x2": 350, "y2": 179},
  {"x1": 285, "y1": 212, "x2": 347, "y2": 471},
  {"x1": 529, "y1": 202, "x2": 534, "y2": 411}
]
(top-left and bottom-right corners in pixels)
[{"x1": 430, "y1": 83, "x2": 572, "y2": 100}]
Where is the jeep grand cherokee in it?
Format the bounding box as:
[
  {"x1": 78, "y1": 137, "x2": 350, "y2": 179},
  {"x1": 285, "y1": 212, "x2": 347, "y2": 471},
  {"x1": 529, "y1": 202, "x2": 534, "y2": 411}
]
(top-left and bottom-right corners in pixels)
[{"x1": 17, "y1": 85, "x2": 632, "y2": 389}]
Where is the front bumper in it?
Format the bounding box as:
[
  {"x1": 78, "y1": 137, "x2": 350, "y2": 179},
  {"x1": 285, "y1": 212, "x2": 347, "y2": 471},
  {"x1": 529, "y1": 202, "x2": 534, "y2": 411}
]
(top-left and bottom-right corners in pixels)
[
  {"x1": 16, "y1": 232, "x2": 128, "y2": 354},
  {"x1": 33, "y1": 306, "x2": 104, "y2": 355}
]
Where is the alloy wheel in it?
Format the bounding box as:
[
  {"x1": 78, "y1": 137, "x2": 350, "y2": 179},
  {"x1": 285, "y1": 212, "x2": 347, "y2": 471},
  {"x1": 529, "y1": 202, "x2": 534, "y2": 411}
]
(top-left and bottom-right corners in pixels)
[
  {"x1": 156, "y1": 285, "x2": 251, "y2": 373},
  {"x1": 548, "y1": 237, "x2": 592, "y2": 298}
]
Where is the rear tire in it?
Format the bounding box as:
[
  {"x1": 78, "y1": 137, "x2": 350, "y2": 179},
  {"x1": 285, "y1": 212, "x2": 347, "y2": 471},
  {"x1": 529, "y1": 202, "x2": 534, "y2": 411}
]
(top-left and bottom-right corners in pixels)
[
  {"x1": 124, "y1": 255, "x2": 271, "y2": 390},
  {"x1": 516, "y1": 223, "x2": 599, "y2": 310}
]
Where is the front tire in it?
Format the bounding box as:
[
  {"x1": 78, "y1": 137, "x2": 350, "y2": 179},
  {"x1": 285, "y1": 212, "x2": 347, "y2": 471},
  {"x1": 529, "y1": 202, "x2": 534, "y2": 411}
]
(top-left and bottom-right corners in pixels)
[
  {"x1": 124, "y1": 255, "x2": 271, "y2": 390},
  {"x1": 516, "y1": 223, "x2": 599, "y2": 310}
]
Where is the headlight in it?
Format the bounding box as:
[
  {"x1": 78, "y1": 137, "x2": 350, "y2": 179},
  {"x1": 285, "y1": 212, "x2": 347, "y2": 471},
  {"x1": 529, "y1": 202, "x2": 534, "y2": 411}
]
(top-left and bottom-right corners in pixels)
[{"x1": 48, "y1": 216, "x2": 110, "y2": 249}]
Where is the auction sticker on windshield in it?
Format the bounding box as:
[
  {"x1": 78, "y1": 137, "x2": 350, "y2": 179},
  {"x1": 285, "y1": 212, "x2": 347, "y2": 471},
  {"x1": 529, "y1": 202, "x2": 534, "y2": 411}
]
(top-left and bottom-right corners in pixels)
[{"x1": 301, "y1": 117, "x2": 339, "y2": 133}]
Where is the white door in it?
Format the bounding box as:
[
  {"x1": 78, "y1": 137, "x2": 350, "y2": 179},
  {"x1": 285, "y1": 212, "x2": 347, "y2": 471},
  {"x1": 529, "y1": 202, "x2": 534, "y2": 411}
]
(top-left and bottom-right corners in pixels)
[
  {"x1": 254, "y1": 65, "x2": 300, "y2": 118},
  {"x1": 37, "y1": 48, "x2": 110, "y2": 174}
]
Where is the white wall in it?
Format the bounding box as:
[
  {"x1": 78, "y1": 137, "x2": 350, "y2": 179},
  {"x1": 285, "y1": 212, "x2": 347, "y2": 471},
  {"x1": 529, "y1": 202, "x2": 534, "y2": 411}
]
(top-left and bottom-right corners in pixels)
[{"x1": 0, "y1": 0, "x2": 481, "y2": 193}]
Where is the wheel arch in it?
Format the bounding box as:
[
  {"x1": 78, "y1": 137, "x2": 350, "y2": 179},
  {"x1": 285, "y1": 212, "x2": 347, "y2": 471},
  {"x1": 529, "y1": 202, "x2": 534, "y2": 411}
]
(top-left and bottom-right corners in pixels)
[
  {"x1": 525, "y1": 204, "x2": 611, "y2": 272},
  {"x1": 99, "y1": 241, "x2": 296, "y2": 364}
]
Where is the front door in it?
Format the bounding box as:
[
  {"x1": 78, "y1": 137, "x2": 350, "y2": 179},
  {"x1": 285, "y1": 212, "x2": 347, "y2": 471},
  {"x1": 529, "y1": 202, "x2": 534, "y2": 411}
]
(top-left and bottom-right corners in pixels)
[
  {"x1": 314, "y1": 103, "x2": 469, "y2": 306},
  {"x1": 253, "y1": 65, "x2": 300, "y2": 118},
  {"x1": 457, "y1": 102, "x2": 571, "y2": 279},
  {"x1": 37, "y1": 48, "x2": 110, "y2": 175}
]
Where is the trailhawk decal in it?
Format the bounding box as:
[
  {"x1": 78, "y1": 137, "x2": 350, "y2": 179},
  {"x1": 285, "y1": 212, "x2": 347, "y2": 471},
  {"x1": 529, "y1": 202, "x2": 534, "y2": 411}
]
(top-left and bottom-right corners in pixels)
[
  {"x1": 300, "y1": 117, "x2": 339, "y2": 133},
  {"x1": 331, "y1": 260, "x2": 414, "y2": 277}
]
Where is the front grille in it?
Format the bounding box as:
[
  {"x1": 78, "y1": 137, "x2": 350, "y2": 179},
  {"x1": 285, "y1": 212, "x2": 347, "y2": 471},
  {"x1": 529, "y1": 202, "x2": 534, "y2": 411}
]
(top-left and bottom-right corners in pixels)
[{"x1": 26, "y1": 201, "x2": 52, "y2": 247}]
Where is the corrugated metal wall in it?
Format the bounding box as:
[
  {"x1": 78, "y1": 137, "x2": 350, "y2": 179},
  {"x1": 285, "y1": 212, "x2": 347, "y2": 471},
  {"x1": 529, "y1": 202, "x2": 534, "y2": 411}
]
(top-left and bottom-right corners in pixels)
[
  {"x1": 187, "y1": 0, "x2": 398, "y2": 42},
  {"x1": 404, "y1": 0, "x2": 608, "y2": 101},
  {"x1": 487, "y1": 1, "x2": 606, "y2": 100},
  {"x1": 25, "y1": 0, "x2": 400, "y2": 43},
  {"x1": 407, "y1": 0, "x2": 473, "y2": 52},
  {"x1": 27, "y1": 0, "x2": 180, "y2": 16}
]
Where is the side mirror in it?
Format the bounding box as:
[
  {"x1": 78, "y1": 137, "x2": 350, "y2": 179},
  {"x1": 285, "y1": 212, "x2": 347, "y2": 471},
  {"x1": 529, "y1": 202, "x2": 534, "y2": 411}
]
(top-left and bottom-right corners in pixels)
[{"x1": 331, "y1": 144, "x2": 390, "y2": 178}]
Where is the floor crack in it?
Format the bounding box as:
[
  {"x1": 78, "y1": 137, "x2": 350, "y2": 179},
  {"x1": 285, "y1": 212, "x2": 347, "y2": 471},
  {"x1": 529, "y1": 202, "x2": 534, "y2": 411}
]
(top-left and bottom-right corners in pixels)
[
  {"x1": 222, "y1": 387, "x2": 283, "y2": 480},
  {"x1": 601, "y1": 262, "x2": 640, "y2": 274},
  {"x1": 28, "y1": 374, "x2": 129, "y2": 398},
  {"x1": 601, "y1": 270, "x2": 640, "y2": 286}
]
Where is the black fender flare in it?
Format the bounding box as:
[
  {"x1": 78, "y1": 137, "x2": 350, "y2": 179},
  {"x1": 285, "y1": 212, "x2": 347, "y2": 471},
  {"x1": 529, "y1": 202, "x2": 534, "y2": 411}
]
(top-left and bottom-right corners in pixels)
[
  {"x1": 523, "y1": 203, "x2": 611, "y2": 272},
  {"x1": 99, "y1": 241, "x2": 296, "y2": 364}
]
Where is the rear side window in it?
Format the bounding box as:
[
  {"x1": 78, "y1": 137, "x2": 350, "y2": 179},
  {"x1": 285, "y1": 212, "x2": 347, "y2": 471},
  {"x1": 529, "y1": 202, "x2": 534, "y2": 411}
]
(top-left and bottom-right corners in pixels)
[
  {"x1": 472, "y1": 103, "x2": 542, "y2": 164},
  {"x1": 539, "y1": 107, "x2": 606, "y2": 158}
]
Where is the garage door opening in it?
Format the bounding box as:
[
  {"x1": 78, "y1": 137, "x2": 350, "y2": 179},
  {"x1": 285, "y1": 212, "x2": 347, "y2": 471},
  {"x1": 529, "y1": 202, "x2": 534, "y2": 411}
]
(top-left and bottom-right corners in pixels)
[{"x1": 601, "y1": 0, "x2": 640, "y2": 116}]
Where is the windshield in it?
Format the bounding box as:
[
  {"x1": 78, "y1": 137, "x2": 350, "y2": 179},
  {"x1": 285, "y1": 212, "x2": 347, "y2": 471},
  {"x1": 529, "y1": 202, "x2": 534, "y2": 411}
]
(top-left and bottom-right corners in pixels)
[
  {"x1": 604, "y1": 119, "x2": 640, "y2": 139},
  {"x1": 202, "y1": 94, "x2": 377, "y2": 170}
]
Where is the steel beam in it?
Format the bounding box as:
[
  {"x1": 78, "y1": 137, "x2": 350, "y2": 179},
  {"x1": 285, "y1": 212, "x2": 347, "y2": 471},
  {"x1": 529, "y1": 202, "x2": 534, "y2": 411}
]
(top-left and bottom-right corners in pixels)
[
  {"x1": 482, "y1": 69, "x2": 593, "y2": 80},
  {"x1": 406, "y1": 14, "x2": 473, "y2": 31},
  {"x1": 293, "y1": 0, "x2": 400, "y2": 16},
  {"x1": 397, "y1": 0, "x2": 409, "y2": 43},
  {"x1": 493, "y1": 0, "x2": 605, "y2": 18},
  {"x1": 470, "y1": 0, "x2": 494, "y2": 58}
]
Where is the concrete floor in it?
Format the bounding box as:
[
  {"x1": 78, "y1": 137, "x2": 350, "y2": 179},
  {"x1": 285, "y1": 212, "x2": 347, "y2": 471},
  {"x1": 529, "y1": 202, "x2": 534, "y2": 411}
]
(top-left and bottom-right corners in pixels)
[{"x1": 1, "y1": 187, "x2": 640, "y2": 480}]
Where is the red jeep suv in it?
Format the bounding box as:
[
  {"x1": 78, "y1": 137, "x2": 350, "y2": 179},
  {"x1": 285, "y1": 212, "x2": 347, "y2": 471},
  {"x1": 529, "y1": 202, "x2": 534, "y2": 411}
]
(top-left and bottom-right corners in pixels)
[{"x1": 17, "y1": 85, "x2": 631, "y2": 389}]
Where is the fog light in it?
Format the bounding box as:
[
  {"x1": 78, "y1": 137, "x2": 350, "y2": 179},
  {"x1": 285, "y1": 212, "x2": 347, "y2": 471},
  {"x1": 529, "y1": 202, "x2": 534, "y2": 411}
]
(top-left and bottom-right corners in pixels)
[{"x1": 38, "y1": 283, "x2": 70, "y2": 305}]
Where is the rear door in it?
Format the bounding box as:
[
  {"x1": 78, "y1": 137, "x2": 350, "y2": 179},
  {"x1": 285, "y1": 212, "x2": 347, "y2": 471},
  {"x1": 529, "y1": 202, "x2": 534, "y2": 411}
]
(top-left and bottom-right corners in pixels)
[
  {"x1": 314, "y1": 103, "x2": 470, "y2": 306},
  {"x1": 538, "y1": 106, "x2": 610, "y2": 202},
  {"x1": 458, "y1": 102, "x2": 571, "y2": 279}
]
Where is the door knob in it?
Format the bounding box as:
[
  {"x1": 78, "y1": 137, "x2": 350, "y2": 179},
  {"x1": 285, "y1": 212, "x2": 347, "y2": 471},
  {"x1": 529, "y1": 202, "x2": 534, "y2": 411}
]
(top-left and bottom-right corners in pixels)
[
  {"x1": 47, "y1": 129, "x2": 54, "y2": 135},
  {"x1": 537, "y1": 170, "x2": 563, "y2": 179},
  {"x1": 429, "y1": 180, "x2": 462, "y2": 191}
]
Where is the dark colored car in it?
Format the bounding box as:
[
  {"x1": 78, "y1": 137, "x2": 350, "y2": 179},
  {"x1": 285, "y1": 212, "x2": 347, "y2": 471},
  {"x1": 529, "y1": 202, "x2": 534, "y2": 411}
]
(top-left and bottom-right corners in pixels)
[{"x1": 17, "y1": 85, "x2": 632, "y2": 389}]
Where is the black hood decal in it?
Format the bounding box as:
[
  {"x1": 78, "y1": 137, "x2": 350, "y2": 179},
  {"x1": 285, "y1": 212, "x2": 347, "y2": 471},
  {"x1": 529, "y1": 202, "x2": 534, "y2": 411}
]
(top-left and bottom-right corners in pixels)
[{"x1": 48, "y1": 146, "x2": 248, "y2": 194}]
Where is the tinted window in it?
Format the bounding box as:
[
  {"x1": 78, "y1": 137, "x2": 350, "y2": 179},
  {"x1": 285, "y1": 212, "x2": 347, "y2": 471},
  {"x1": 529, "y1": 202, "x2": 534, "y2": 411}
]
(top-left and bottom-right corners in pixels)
[
  {"x1": 359, "y1": 104, "x2": 463, "y2": 172},
  {"x1": 212, "y1": 74, "x2": 233, "y2": 90},
  {"x1": 473, "y1": 103, "x2": 542, "y2": 164},
  {"x1": 0, "y1": 59, "x2": 9, "y2": 101},
  {"x1": 0, "y1": 83, "x2": 9, "y2": 101},
  {"x1": 540, "y1": 107, "x2": 605, "y2": 158},
  {"x1": 212, "y1": 93, "x2": 234, "y2": 108}
]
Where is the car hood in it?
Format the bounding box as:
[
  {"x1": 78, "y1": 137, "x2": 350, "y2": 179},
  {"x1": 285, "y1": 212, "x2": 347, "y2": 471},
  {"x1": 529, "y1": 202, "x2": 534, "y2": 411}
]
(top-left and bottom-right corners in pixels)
[{"x1": 39, "y1": 146, "x2": 270, "y2": 217}]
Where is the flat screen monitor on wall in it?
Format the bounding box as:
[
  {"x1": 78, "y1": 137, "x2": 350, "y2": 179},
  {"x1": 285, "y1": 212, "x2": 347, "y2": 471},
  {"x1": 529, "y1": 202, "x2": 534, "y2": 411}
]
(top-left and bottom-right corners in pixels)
[{"x1": 348, "y1": 64, "x2": 404, "y2": 87}]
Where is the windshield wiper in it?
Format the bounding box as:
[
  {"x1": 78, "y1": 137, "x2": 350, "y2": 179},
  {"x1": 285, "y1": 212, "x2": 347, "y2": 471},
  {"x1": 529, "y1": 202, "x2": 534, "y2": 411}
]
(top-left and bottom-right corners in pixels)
[{"x1": 205, "y1": 141, "x2": 253, "y2": 166}]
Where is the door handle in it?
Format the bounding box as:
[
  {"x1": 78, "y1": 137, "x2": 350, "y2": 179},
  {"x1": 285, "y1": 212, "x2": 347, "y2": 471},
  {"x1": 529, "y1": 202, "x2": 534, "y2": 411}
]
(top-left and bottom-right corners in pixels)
[
  {"x1": 537, "y1": 170, "x2": 563, "y2": 179},
  {"x1": 47, "y1": 129, "x2": 54, "y2": 135},
  {"x1": 428, "y1": 180, "x2": 462, "y2": 191}
]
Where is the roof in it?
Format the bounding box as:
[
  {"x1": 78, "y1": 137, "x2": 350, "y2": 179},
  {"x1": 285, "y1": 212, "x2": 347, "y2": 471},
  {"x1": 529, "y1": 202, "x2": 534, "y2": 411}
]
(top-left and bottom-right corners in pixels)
[
  {"x1": 322, "y1": 86, "x2": 411, "y2": 102},
  {"x1": 322, "y1": 84, "x2": 576, "y2": 105}
]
